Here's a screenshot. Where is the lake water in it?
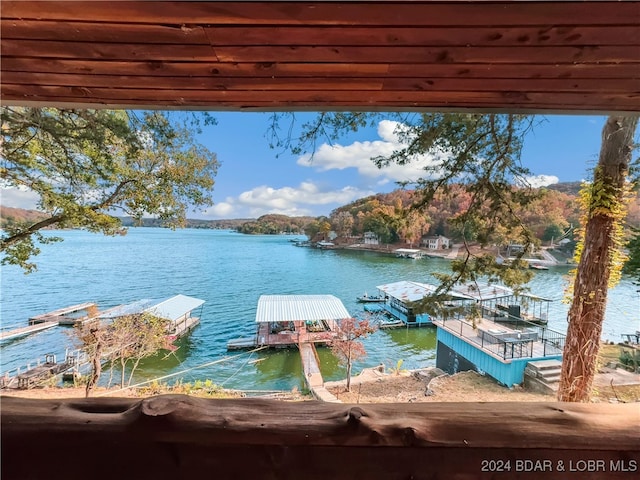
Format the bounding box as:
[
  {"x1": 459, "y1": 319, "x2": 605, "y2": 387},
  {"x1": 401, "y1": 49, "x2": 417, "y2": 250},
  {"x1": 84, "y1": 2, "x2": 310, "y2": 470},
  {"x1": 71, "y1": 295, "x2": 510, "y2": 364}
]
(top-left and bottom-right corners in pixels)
[{"x1": 1, "y1": 228, "x2": 638, "y2": 391}]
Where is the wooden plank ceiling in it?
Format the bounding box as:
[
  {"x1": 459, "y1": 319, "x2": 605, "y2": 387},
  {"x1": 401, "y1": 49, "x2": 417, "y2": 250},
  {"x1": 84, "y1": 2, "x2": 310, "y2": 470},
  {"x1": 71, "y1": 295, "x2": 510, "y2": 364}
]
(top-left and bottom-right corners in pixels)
[{"x1": 1, "y1": 1, "x2": 639, "y2": 113}]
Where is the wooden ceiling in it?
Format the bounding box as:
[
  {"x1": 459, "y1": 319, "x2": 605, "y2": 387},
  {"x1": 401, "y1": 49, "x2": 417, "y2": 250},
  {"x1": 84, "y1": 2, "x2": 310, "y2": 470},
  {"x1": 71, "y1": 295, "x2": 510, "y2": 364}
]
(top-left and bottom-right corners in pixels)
[{"x1": 1, "y1": 1, "x2": 639, "y2": 113}]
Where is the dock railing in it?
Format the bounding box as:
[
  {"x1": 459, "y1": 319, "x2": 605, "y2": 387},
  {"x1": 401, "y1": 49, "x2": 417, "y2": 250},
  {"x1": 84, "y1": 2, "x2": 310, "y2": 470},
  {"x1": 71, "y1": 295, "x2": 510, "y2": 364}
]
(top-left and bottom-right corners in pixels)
[{"x1": 435, "y1": 307, "x2": 565, "y2": 361}]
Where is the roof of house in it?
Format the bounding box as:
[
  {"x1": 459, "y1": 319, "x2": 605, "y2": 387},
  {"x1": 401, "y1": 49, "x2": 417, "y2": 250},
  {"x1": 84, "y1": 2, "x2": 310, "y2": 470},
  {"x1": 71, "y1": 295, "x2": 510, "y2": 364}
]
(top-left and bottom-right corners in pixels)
[{"x1": 255, "y1": 295, "x2": 350, "y2": 323}]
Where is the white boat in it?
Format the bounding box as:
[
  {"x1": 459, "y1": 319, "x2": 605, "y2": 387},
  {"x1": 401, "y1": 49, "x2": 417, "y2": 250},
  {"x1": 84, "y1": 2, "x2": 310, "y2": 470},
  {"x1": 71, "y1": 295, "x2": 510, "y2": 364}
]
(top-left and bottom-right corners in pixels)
[{"x1": 394, "y1": 248, "x2": 424, "y2": 259}]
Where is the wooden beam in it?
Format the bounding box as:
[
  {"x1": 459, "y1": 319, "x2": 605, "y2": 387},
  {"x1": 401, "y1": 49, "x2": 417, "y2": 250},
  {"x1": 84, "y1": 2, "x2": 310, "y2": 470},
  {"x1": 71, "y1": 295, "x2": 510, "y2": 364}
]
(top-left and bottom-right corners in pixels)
[
  {"x1": 3, "y1": 58, "x2": 636, "y2": 80},
  {"x1": 3, "y1": 1, "x2": 638, "y2": 27},
  {"x1": 3, "y1": 21, "x2": 639, "y2": 47},
  {"x1": 1, "y1": 396, "x2": 638, "y2": 480},
  {"x1": 2, "y1": 72, "x2": 637, "y2": 93},
  {"x1": 3, "y1": 40, "x2": 637, "y2": 64}
]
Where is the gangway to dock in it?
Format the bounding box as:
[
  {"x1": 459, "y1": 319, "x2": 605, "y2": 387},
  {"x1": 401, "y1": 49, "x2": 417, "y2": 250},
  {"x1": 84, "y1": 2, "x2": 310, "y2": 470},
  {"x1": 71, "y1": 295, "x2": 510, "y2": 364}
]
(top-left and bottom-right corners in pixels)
[
  {"x1": 298, "y1": 342, "x2": 339, "y2": 402},
  {"x1": 0, "y1": 321, "x2": 59, "y2": 341}
]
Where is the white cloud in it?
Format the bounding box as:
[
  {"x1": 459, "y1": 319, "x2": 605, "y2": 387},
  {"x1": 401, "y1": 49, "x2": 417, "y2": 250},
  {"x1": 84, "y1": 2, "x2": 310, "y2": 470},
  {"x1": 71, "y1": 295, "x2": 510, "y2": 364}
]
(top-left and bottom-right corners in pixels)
[
  {"x1": 202, "y1": 201, "x2": 236, "y2": 218},
  {"x1": 0, "y1": 186, "x2": 40, "y2": 210},
  {"x1": 200, "y1": 182, "x2": 374, "y2": 218},
  {"x1": 296, "y1": 120, "x2": 445, "y2": 184},
  {"x1": 521, "y1": 175, "x2": 560, "y2": 188}
]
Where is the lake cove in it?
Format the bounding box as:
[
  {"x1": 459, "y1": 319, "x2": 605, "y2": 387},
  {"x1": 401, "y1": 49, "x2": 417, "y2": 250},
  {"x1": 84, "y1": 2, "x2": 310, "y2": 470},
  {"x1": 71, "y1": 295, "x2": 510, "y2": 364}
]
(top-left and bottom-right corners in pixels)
[{"x1": 1, "y1": 228, "x2": 638, "y2": 390}]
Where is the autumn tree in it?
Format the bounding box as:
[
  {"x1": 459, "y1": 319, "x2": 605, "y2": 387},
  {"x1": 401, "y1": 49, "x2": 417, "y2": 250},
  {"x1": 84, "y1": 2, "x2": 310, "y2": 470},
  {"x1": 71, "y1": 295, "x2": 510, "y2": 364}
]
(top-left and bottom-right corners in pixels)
[
  {"x1": 623, "y1": 226, "x2": 640, "y2": 283},
  {"x1": 331, "y1": 210, "x2": 355, "y2": 238},
  {"x1": 330, "y1": 317, "x2": 376, "y2": 392},
  {"x1": 559, "y1": 115, "x2": 639, "y2": 402},
  {"x1": 1, "y1": 107, "x2": 218, "y2": 272}
]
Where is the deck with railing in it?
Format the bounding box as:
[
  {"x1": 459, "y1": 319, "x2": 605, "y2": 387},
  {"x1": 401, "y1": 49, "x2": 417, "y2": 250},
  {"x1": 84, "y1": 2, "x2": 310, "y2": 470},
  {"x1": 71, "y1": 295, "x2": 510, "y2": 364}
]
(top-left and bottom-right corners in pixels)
[{"x1": 432, "y1": 313, "x2": 565, "y2": 362}]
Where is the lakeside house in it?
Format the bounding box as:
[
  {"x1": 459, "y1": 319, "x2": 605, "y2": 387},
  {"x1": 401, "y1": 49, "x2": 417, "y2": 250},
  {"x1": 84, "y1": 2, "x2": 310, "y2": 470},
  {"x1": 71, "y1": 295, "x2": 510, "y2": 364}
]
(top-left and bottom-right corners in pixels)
[
  {"x1": 421, "y1": 235, "x2": 451, "y2": 250},
  {"x1": 363, "y1": 231, "x2": 379, "y2": 245}
]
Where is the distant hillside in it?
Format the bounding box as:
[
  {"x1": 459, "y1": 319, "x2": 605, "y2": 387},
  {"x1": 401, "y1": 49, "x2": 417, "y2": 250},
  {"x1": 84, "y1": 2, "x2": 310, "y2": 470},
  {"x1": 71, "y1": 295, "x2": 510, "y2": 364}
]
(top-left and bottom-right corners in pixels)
[
  {"x1": 118, "y1": 216, "x2": 252, "y2": 230},
  {"x1": 0, "y1": 206, "x2": 48, "y2": 227},
  {"x1": 236, "y1": 214, "x2": 315, "y2": 234},
  {"x1": 547, "y1": 182, "x2": 582, "y2": 196},
  {"x1": 0, "y1": 207, "x2": 253, "y2": 230}
]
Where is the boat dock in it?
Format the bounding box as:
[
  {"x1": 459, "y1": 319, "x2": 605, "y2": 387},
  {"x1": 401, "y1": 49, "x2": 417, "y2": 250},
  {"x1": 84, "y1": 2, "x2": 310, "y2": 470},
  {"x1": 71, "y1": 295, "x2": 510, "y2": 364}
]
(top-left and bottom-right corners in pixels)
[
  {"x1": 227, "y1": 295, "x2": 347, "y2": 350},
  {"x1": 29, "y1": 302, "x2": 98, "y2": 325},
  {"x1": 1, "y1": 351, "x2": 85, "y2": 389},
  {"x1": 1, "y1": 303, "x2": 100, "y2": 342},
  {"x1": 0, "y1": 321, "x2": 59, "y2": 341}
]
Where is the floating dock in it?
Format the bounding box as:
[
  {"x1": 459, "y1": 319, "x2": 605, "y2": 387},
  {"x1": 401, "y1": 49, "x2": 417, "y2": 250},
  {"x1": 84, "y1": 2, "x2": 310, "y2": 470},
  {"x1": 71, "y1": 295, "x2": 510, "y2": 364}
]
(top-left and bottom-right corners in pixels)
[
  {"x1": 0, "y1": 321, "x2": 59, "y2": 341},
  {"x1": 29, "y1": 302, "x2": 98, "y2": 325},
  {"x1": 1, "y1": 351, "x2": 84, "y2": 390}
]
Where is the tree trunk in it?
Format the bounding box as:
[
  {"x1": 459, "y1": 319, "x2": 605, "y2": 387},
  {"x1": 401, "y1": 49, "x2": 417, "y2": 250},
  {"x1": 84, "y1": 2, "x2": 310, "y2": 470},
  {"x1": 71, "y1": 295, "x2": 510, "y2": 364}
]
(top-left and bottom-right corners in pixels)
[
  {"x1": 346, "y1": 347, "x2": 352, "y2": 392},
  {"x1": 120, "y1": 358, "x2": 127, "y2": 389},
  {"x1": 558, "y1": 115, "x2": 638, "y2": 402},
  {"x1": 85, "y1": 340, "x2": 102, "y2": 398}
]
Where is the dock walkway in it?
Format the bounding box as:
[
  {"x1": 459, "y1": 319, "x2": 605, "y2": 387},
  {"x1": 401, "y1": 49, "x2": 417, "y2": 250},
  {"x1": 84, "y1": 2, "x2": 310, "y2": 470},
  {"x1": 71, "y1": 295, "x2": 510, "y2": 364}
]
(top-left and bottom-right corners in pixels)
[
  {"x1": 29, "y1": 302, "x2": 97, "y2": 325},
  {"x1": 0, "y1": 321, "x2": 58, "y2": 341},
  {"x1": 298, "y1": 342, "x2": 339, "y2": 402}
]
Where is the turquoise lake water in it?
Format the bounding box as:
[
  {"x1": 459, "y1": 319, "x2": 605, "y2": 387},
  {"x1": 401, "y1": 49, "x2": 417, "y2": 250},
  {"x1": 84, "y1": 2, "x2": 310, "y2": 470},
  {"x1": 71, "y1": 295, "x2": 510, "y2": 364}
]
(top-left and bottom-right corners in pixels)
[{"x1": 1, "y1": 228, "x2": 638, "y2": 391}]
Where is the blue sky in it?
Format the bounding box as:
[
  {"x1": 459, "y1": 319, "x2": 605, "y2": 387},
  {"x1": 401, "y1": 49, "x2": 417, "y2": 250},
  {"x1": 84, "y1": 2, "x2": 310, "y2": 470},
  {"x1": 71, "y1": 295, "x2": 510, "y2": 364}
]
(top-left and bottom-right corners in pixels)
[
  {"x1": 194, "y1": 113, "x2": 608, "y2": 219},
  {"x1": 2, "y1": 113, "x2": 610, "y2": 220}
]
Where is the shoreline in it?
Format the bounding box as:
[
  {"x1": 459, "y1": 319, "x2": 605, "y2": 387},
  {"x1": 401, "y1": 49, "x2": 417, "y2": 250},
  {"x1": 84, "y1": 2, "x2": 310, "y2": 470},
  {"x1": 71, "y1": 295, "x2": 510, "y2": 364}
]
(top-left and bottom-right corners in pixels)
[
  {"x1": 315, "y1": 240, "x2": 576, "y2": 267},
  {"x1": 3, "y1": 345, "x2": 638, "y2": 403}
]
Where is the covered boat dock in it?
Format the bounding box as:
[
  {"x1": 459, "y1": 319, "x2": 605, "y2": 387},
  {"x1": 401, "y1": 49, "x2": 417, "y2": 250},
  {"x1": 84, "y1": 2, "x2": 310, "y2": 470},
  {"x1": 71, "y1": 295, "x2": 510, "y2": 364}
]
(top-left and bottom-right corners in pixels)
[
  {"x1": 376, "y1": 280, "x2": 471, "y2": 326},
  {"x1": 228, "y1": 294, "x2": 349, "y2": 349},
  {"x1": 451, "y1": 282, "x2": 551, "y2": 325},
  {"x1": 100, "y1": 294, "x2": 205, "y2": 339}
]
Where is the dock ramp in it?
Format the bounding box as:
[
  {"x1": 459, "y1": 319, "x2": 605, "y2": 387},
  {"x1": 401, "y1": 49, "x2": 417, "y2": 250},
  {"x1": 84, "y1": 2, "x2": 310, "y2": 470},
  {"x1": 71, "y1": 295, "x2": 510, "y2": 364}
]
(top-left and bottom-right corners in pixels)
[{"x1": 298, "y1": 342, "x2": 340, "y2": 402}]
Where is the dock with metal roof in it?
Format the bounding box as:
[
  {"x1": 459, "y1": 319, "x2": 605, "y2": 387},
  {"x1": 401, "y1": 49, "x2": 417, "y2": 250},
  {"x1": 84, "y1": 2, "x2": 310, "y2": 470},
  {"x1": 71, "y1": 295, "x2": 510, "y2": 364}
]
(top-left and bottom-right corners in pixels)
[
  {"x1": 228, "y1": 294, "x2": 350, "y2": 350},
  {"x1": 100, "y1": 294, "x2": 205, "y2": 339}
]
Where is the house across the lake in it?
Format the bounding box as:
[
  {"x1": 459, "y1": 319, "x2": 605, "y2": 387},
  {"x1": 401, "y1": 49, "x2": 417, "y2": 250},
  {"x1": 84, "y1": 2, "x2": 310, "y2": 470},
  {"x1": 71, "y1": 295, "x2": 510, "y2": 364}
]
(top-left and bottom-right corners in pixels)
[{"x1": 421, "y1": 235, "x2": 451, "y2": 250}]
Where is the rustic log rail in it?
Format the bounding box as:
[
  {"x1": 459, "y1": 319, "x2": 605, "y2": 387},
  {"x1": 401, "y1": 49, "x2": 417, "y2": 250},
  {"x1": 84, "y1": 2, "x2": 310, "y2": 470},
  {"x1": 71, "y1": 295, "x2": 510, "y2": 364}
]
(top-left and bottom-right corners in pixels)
[{"x1": 1, "y1": 395, "x2": 638, "y2": 479}]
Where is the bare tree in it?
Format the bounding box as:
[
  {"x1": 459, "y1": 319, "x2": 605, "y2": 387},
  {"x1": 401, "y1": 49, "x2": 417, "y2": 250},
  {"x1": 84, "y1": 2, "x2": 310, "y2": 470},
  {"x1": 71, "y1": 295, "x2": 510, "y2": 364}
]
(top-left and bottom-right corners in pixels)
[{"x1": 77, "y1": 313, "x2": 171, "y2": 394}]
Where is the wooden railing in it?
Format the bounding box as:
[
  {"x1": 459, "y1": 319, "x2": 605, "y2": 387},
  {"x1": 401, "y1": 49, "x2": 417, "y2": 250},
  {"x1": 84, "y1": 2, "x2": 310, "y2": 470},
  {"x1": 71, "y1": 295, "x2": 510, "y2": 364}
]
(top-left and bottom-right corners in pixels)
[{"x1": 1, "y1": 395, "x2": 638, "y2": 479}]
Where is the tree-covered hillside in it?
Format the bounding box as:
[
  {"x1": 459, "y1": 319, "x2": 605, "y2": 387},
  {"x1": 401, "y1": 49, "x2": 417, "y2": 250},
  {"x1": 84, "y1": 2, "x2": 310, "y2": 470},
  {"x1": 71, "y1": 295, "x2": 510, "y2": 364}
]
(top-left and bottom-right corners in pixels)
[{"x1": 235, "y1": 214, "x2": 314, "y2": 234}]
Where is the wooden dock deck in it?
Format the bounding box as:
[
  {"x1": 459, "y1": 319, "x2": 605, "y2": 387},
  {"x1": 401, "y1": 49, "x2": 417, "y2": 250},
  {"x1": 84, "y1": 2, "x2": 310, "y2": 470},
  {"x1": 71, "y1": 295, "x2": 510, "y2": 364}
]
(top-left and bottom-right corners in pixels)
[
  {"x1": 4, "y1": 353, "x2": 79, "y2": 389},
  {"x1": 29, "y1": 302, "x2": 97, "y2": 325},
  {"x1": 0, "y1": 321, "x2": 59, "y2": 341}
]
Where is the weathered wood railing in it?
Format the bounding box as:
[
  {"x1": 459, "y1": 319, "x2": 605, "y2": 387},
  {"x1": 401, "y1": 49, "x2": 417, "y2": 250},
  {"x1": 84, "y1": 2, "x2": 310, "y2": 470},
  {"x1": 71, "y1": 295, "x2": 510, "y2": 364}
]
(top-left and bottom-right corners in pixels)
[{"x1": 1, "y1": 395, "x2": 638, "y2": 479}]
